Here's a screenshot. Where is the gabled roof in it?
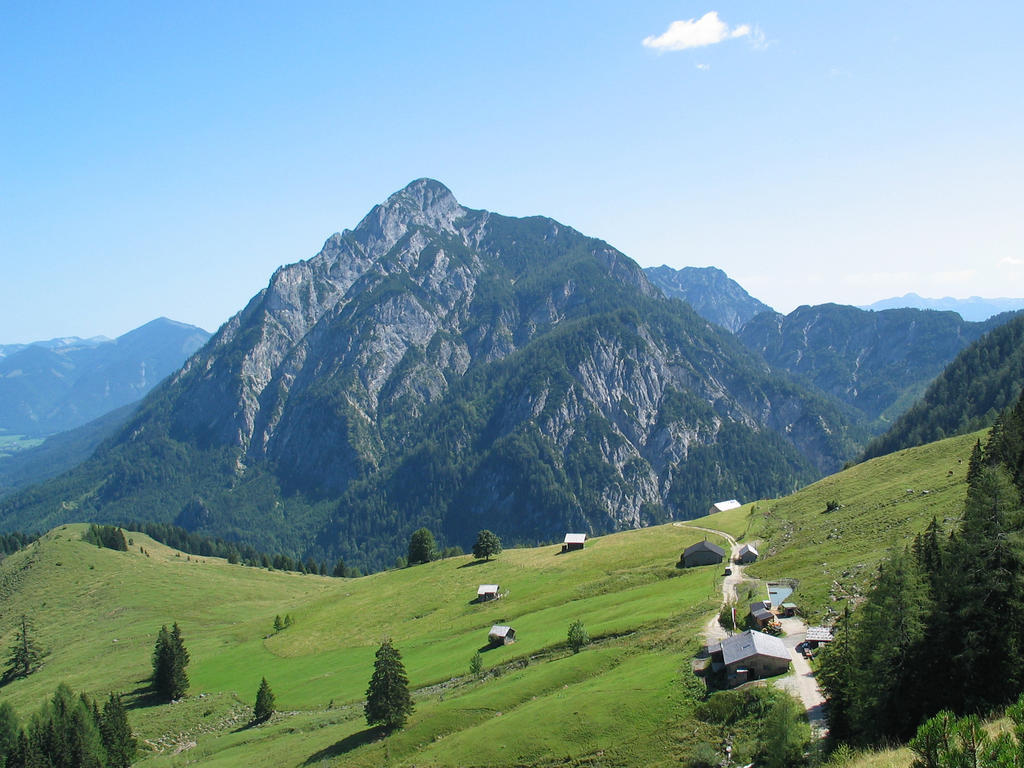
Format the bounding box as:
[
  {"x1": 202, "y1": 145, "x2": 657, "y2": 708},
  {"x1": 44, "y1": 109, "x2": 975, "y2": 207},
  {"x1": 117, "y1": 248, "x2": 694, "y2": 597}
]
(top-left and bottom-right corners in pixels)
[
  {"x1": 489, "y1": 625, "x2": 513, "y2": 637},
  {"x1": 751, "y1": 607, "x2": 774, "y2": 622},
  {"x1": 684, "y1": 540, "x2": 726, "y2": 557},
  {"x1": 738, "y1": 543, "x2": 758, "y2": 557},
  {"x1": 721, "y1": 630, "x2": 790, "y2": 665},
  {"x1": 806, "y1": 626, "x2": 834, "y2": 643},
  {"x1": 713, "y1": 499, "x2": 742, "y2": 512},
  {"x1": 477, "y1": 584, "x2": 499, "y2": 595},
  {"x1": 564, "y1": 533, "x2": 587, "y2": 545}
]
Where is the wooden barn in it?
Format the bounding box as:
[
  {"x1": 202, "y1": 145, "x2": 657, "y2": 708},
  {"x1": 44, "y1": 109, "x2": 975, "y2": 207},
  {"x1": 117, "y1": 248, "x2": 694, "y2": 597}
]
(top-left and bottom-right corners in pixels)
[
  {"x1": 737, "y1": 543, "x2": 758, "y2": 564},
  {"x1": 681, "y1": 539, "x2": 726, "y2": 567},
  {"x1": 477, "y1": 584, "x2": 500, "y2": 601},
  {"x1": 562, "y1": 533, "x2": 587, "y2": 552},
  {"x1": 749, "y1": 601, "x2": 774, "y2": 628},
  {"x1": 488, "y1": 625, "x2": 516, "y2": 646}
]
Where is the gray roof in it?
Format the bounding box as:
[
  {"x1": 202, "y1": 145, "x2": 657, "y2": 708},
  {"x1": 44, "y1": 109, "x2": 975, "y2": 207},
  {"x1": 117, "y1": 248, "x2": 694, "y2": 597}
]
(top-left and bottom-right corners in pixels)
[
  {"x1": 684, "y1": 540, "x2": 726, "y2": 557},
  {"x1": 477, "y1": 584, "x2": 499, "y2": 595},
  {"x1": 564, "y1": 533, "x2": 587, "y2": 545},
  {"x1": 806, "y1": 627, "x2": 834, "y2": 642},
  {"x1": 489, "y1": 625, "x2": 513, "y2": 637},
  {"x1": 738, "y1": 543, "x2": 758, "y2": 557},
  {"x1": 721, "y1": 630, "x2": 790, "y2": 665},
  {"x1": 751, "y1": 607, "x2": 774, "y2": 622}
]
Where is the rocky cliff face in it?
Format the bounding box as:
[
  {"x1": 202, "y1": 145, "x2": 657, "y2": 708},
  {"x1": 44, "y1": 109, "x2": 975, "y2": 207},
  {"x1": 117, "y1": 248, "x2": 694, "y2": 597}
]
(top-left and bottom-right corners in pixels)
[
  {"x1": 2, "y1": 180, "x2": 862, "y2": 570},
  {"x1": 644, "y1": 265, "x2": 772, "y2": 333}
]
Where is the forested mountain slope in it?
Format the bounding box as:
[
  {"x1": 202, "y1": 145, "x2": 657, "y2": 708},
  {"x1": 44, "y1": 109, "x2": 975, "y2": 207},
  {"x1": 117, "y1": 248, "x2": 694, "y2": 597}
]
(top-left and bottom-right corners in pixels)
[
  {"x1": 738, "y1": 304, "x2": 1010, "y2": 430},
  {"x1": 861, "y1": 311, "x2": 1024, "y2": 460},
  {"x1": 0, "y1": 180, "x2": 864, "y2": 572}
]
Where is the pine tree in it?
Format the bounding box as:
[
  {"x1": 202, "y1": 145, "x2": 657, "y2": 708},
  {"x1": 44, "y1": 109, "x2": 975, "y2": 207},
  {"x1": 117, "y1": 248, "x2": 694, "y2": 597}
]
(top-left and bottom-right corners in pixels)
[
  {"x1": 3, "y1": 615, "x2": 45, "y2": 681},
  {"x1": 252, "y1": 677, "x2": 275, "y2": 724},
  {"x1": 364, "y1": 638, "x2": 414, "y2": 731},
  {"x1": 152, "y1": 623, "x2": 190, "y2": 700},
  {"x1": 273, "y1": 615, "x2": 283, "y2": 632},
  {"x1": 0, "y1": 700, "x2": 18, "y2": 765},
  {"x1": 472, "y1": 530, "x2": 502, "y2": 561},
  {"x1": 99, "y1": 693, "x2": 136, "y2": 768}
]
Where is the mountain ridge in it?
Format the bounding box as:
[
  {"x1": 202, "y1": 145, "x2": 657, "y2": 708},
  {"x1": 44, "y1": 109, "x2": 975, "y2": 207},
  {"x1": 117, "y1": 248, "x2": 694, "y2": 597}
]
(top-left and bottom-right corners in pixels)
[{"x1": 0, "y1": 180, "x2": 863, "y2": 571}]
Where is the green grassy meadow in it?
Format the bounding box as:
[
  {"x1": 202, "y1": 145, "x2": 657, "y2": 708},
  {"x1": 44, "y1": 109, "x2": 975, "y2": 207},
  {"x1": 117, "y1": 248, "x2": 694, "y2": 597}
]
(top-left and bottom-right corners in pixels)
[{"x1": 0, "y1": 431, "x2": 982, "y2": 766}]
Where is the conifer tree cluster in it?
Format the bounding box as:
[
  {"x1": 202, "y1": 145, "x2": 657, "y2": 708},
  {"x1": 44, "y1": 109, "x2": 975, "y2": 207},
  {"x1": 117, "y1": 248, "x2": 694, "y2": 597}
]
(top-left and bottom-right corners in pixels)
[
  {"x1": 0, "y1": 685, "x2": 136, "y2": 768},
  {"x1": 820, "y1": 392, "x2": 1024, "y2": 746},
  {"x1": 151, "y1": 623, "x2": 190, "y2": 701}
]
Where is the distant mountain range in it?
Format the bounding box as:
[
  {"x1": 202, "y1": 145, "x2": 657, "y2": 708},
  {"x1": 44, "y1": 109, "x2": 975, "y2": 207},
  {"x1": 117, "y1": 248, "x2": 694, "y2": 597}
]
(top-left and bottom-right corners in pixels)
[
  {"x1": 3, "y1": 183, "x2": 1022, "y2": 573},
  {"x1": 861, "y1": 293, "x2": 1024, "y2": 322},
  {"x1": 0, "y1": 180, "x2": 867, "y2": 571},
  {"x1": 0, "y1": 318, "x2": 210, "y2": 437}
]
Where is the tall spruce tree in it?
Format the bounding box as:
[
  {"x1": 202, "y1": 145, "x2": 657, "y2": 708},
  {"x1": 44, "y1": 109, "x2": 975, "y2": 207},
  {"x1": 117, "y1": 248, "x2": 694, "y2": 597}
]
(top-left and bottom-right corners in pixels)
[
  {"x1": 252, "y1": 677, "x2": 275, "y2": 724},
  {"x1": 364, "y1": 638, "x2": 414, "y2": 731},
  {"x1": 151, "y1": 623, "x2": 190, "y2": 700},
  {"x1": 3, "y1": 615, "x2": 45, "y2": 681},
  {"x1": 0, "y1": 700, "x2": 18, "y2": 765},
  {"x1": 99, "y1": 693, "x2": 136, "y2": 768},
  {"x1": 950, "y1": 465, "x2": 1024, "y2": 710}
]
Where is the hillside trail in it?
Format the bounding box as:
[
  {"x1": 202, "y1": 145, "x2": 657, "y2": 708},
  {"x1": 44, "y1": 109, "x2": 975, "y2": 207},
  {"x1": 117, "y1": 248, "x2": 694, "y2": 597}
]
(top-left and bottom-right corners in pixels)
[
  {"x1": 673, "y1": 523, "x2": 743, "y2": 643},
  {"x1": 675, "y1": 522, "x2": 829, "y2": 736}
]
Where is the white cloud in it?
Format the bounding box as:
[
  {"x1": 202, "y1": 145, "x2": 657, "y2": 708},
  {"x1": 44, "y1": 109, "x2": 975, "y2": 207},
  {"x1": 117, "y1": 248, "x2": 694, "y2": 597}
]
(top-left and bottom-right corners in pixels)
[
  {"x1": 1001, "y1": 256, "x2": 1024, "y2": 267},
  {"x1": 643, "y1": 11, "x2": 751, "y2": 51},
  {"x1": 696, "y1": 63, "x2": 710, "y2": 71}
]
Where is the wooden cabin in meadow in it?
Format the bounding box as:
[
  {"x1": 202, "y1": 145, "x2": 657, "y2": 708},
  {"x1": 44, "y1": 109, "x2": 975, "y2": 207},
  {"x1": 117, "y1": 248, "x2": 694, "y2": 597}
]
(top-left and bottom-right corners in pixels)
[
  {"x1": 477, "y1": 584, "x2": 500, "y2": 602},
  {"x1": 562, "y1": 533, "x2": 587, "y2": 552},
  {"x1": 709, "y1": 499, "x2": 742, "y2": 515},
  {"x1": 681, "y1": 539, "x2": 726, "y2": 567},
  {"x1": 709, "y1": 629, "x2": 790, "y2": 684},
  {"x1": 737, "y1": 543, "x2": 758, "y2": 564},
  {"x1": 488, "y1": 625, "x2": 516, "y2": 646}
]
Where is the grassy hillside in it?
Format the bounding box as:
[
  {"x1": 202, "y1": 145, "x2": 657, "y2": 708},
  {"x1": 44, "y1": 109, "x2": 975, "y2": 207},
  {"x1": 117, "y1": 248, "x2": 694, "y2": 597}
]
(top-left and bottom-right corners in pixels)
[
  {"x1": 706, "y1": 430, "x2": 981, "y2": 621},
  {"x1": 0, "y1": 431, "x2": 981, "y2": 766}
]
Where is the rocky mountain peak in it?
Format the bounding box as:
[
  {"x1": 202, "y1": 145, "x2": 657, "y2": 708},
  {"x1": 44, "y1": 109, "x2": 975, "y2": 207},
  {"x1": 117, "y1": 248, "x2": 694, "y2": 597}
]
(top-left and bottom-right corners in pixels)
[{"x1": 352, "y1": 178, "x2": 466, "y2": 255}]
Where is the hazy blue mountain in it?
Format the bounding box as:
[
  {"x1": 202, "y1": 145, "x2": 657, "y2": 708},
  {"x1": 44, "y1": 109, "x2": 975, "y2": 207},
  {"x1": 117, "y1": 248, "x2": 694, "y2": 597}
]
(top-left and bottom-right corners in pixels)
[
  {"x1": 0, "y1": 180, "x2": 865, "y2": 572},
  {"x1": 643, "y1": 265, "x2": 773, "y2": 332},
  {"x1": 861, "y1": 293, "x2": 1024, "y2": 322},
  {"x1": 0, "y1": 318, "x2": 210, "y2": 437}
]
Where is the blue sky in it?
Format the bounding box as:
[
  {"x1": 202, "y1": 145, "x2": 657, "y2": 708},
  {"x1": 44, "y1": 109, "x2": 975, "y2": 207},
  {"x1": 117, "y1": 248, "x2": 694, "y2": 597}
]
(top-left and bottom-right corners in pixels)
[{"x1": 3, "y1": 2, "x2": 1022, "y2": 342}]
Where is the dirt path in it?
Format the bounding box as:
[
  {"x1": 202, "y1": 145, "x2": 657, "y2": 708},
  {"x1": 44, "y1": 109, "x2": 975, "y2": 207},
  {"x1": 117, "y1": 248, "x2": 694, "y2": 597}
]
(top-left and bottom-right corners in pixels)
[
  {"x1": 677, "y1": 523, "x2": 828, "y2": 735},
  {"x1": 674, "y1": 523, "x2": 744, "y2": 643},
  {"x1": 773, "y1": 617, "x2": 829, "y2": 736}
]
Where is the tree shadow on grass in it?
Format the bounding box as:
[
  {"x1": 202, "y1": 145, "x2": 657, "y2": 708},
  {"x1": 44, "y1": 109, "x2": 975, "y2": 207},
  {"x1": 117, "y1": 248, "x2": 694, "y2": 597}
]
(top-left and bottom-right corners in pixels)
[
  {"x1": 122, "y1": 681, "x2": 165, "y2": 710},
  {"x1": 303, "y1": 725, "x2": 385, "y2": 764},
  {"x1": 457, "y1": 559, "x2": 488, "y2": 569}
]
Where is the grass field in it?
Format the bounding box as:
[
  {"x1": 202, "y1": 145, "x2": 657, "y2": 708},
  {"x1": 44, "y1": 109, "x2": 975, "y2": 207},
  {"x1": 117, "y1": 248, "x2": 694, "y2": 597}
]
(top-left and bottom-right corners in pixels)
[{"x1": 0, "y1": 431, "x2": 983, "y2": 766}]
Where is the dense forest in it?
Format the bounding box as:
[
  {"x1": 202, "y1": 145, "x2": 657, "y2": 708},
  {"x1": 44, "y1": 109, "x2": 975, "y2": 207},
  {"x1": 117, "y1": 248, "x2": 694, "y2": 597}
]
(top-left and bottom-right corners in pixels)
[{"x1": 820, "y1": 389, "x2": 1024, "y2": 747}]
